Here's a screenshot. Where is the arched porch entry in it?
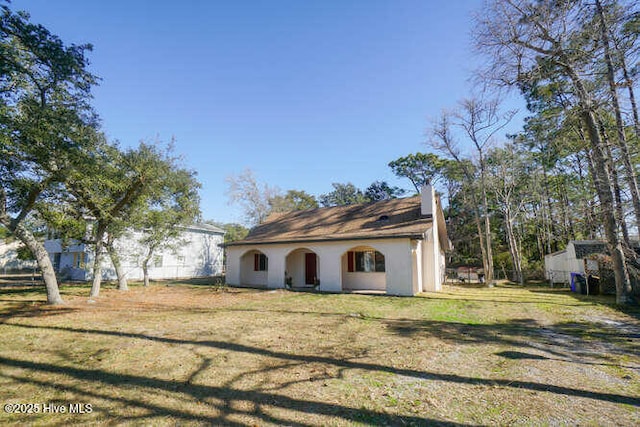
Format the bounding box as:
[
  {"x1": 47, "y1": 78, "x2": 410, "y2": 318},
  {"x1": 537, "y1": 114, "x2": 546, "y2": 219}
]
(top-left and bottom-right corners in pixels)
[
  {"x1": 239, "y1": 249, "x2": 269, "y2": 287},
  {"x1": 341, "y1": 245, "x2": 387, "y2": 292},
  {"x1": 285, "y1": 248, "x2": 319, "y2": 288}
]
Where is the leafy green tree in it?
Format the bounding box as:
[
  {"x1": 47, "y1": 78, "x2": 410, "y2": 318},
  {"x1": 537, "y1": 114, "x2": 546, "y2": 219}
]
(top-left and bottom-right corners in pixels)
[
  {"x1": 319, "y1": 183, "x2": 367, "y2": 207},
  {"x1": 69, "y1": 141, "x2": 188, "y2": 298},
  {"x1": 135, "y1": 166, "x2": 201, "y2": 287},
  {"x1": 364, "y1": 181, "x2": 405, "y2": 202},
  {"x1": 269, "y1": 190, "x2": 318, "y2": 212},
  {"x1": 389, "y1": 152, "x2": 463, "y2": 206},
  {"x1": 388, "y1": 153, "x2": 447, "y2": 192},
  {"x1": 0, "y1": 4, "x2": 98, "y2": 304},
  {"x1": 207, "y1": 222, "x2": 249, "y2": 245}
]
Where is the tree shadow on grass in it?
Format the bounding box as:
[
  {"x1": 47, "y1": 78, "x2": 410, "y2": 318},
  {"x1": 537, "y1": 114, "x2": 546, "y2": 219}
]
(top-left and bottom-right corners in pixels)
[
  {"x1": 0, "y1": 356, "x2": 462, "y2": 426},
  {"x1": 528, "y1": 288, "x2": 640, "y2": 320},
  {"x1": 0, "y1": 303, "x2": 77, "y2": 319},
  {"x1": 3, "y1": 323, "x2": 639, "y2": 409}
]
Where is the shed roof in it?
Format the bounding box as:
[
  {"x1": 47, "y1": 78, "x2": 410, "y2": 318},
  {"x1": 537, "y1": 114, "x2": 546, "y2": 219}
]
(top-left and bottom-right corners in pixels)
[
  {"x1": 571, "y1": 240, "x2": 607, "y2": 259},
  {"x1": 228, "y1": 196, "x2": 446, "y2": 247}
]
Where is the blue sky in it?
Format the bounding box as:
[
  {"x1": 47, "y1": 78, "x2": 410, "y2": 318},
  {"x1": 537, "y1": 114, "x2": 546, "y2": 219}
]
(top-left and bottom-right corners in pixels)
[{"x1": 18, "y1": 0, "x2": 525, "y2": 224}]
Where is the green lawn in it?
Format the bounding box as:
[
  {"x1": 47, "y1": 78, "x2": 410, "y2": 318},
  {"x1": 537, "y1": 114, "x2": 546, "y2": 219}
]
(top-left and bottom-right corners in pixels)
[{"x1": 0, "y1": 281, "x2": 638, "y2": 425}]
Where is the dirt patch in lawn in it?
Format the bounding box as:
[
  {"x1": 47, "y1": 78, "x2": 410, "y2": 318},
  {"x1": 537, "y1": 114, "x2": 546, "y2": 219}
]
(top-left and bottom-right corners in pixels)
[{"x1": 0, "y1": 283, "x2": 638, "y2": 426}]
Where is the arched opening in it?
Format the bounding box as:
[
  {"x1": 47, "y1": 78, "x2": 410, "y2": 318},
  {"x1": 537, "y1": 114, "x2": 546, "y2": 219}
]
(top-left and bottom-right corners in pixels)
[
  {"x1": 239, "y1": 249, "x2": 268, "y2": 287},
  {"x1": 285, "y1": 248, "x2": 319, "y2": 288},
  {"x1": 341, "y1": 246, "x2": 387, "y2": 292}
]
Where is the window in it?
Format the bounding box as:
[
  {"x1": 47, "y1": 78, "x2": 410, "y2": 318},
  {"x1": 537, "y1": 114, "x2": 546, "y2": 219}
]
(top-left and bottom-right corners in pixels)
[
  {"x1": 72, "y1": 252, "x2": 86, "y2": 269},
  {"x1": 254, "y1": 253, "x2": 268, "y2": 271},
  {"x1": 347, "y1": 250, "x2": 385, "y2": 273},
  {"x1": 153, "y1": 255, "x2": 163, "y2": 268},
  {"x1": 53, "y1": 253, "x2": 61, "y2": 272}
]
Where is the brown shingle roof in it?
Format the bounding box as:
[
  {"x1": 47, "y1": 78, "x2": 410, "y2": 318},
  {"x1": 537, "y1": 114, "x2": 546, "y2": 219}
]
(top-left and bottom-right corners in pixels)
[{"x1": 228, "y1": 196, "x2": 434, "y2": 246}]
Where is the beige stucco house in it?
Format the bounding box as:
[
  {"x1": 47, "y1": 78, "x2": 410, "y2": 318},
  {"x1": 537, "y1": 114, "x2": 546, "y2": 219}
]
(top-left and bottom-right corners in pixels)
[{"x1": 226, "y1": 185, "x2": 450, "y2": 296}]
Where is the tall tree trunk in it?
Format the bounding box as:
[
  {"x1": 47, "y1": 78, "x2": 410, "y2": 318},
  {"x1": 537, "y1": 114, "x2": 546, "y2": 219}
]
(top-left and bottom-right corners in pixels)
[
  {"x1": 503, "y1": 204, "x2": 523, "y2": 284},
  {"x1": 466, "y1": 190, "x2": 489, "y2": 282},
  {"x1": 479, "y1": 170, "x2": 494, "y2": 285},
  {"x1": 537, "y1": 156, "x2": 555, "y2": 254},
  {"x1": 564, "y1": 62, "x2": 633, "y2": 303},
  {"x1": 596, "y1": 0, "x2": 640, "y2": 235},
  {"x1": 619, "y1": 54, "x2": 640, "y2": 139},
  {"x1": 142, "y1": 246, "x2": 153, "y2": 287},
  {"x1": 142, "y1": 261, "x2": 150, "y2": 287},
  {"x1": 12, "y1": 222, "x2": 64, "y2": 305},
  {"x1": 107, "y1": 240, "x2": 128, "y2": 291},
  {"x1": 1, "y1": 187, "x2": 63, "y2": 305},
  {"x1": 579, "y1": 129, "x2": 601, "y2": 240},
  {"x1": 580, "y1": 107, "x2": 633, "y2": 304},
  {"x1": 89, "y1": 224, "x2": 107, "y2": 299},
  {"x1": 599, "y1": 120, "x2": 630, "y2": 245}
]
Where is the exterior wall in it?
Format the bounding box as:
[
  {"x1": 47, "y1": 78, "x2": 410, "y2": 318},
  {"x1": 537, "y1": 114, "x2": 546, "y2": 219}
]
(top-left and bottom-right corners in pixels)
[
  {"x1": 43, "y1": 241, "x2": 90, "y2": 280},
  {"x1": 239, "y1": 249, "x2": 268, "y2": 286},
  {"x1": 341, "y1": 271, "x2": 386, "y2": 290},
  {"x1": 0, "y1": 240, "x2": 38, "y2": 272},
  {"x1": 411, "y1": 239, "x2": 423, "y2": 294},
  {"x1": 286, "y1": 249, "x2": 306, "y2": 286},
  {"x1": 421, "y1": 223, "x2": 441, "y2": 292},
  {"x1": 340, "y1": 246, "x2": 386, "y2": 291},
  {"x1": 44, "y1": 227, "x2": 224, "y2": 282},
  {"x1": 226, "y1": 246, "x2": 242, "y2": 285},
  {"x1": 544, "y1": 243, "x2": 594, "y2": 284},
  {"x1": 227, "y1": 238, "x2": 418, "y2": 296}
]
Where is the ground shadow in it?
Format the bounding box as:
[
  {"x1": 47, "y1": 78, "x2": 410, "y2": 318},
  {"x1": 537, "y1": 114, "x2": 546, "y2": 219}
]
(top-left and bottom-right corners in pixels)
[
  {"x1": 3, "y1": 322, "x2": 639, "y2": 409},
  {"x1": 0, "y1": 355, "x2": 463, "y2": 426}
]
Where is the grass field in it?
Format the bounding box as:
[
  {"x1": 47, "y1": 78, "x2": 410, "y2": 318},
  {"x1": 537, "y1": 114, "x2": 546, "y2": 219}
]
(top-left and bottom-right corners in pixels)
[{"x1": 0, "y1": 281, "x2": 638, "y2": 426}]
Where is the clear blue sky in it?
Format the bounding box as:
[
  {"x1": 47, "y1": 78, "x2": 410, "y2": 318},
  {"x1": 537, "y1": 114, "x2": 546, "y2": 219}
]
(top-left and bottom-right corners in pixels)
[{"x1": 18, "y1": 0, "x2": 525, "y2": 224}]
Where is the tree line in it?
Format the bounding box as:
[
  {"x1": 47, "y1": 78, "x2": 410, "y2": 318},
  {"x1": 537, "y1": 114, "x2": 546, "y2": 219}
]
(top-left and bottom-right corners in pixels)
[{"x1": 0, "y1": 5, "x2": 201, "y2": 304}]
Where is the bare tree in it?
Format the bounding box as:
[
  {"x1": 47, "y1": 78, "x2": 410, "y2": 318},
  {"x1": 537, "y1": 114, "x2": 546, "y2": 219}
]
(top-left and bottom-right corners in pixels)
[
  {"x1": 486, "y1": 143, "x2": 529, "y2": 284},
  {"x1": 431, "y1": 97, "x2": 515, "y2": 285},
  {"x1": 226, "y1": 169, "x2": 281, "y2": 226}
]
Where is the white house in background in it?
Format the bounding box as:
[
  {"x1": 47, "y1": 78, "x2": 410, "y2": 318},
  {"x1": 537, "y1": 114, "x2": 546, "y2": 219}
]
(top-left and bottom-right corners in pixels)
[
  {"x1": 44, "y1": 224, "x2": 225, "y2": 282},
  {"x1": 545, "y1": 239, "x2": 640, "y2": 285},
  {"x1": 226, "y1": 185, "x2": 451, "y2": 296},
  {"x1": 0, "y1": 239, "x2": 37, "y2": 273},
  {"x1": 544, "y1": 240, "x2": 607, "y2": 284}
]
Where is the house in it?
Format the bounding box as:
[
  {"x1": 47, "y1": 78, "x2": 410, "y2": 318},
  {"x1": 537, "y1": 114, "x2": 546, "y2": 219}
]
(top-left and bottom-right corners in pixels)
[
  {"x1": 44, "y1": 224, "x2": 225, "y2": 281},
  {"x1": 544, "y1": 240, "x2": 608, "y2": 284},
  {"x1": 226, "y1": 185, "x2": 451, "y2": 296},
  {"x1": 0, "y1": 239, "x2": 37, "y2": 274}
]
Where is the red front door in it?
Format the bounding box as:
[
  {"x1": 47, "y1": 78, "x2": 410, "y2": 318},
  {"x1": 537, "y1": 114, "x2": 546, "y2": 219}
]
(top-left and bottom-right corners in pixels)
[{"x1": 305, "y1": 253, "x2": 317, "y2": 285}]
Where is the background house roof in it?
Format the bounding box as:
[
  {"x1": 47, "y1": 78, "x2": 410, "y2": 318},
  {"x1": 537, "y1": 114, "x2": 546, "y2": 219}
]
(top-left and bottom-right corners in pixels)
[
  {"x1": 183, "y1": 223, "x2": 226, "y2": 234},
  {"x1": 228, "y1": 196, "x2": 437, "y2": 246}
]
